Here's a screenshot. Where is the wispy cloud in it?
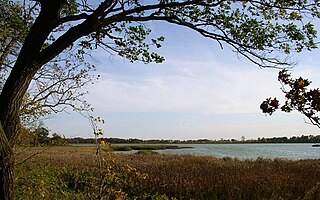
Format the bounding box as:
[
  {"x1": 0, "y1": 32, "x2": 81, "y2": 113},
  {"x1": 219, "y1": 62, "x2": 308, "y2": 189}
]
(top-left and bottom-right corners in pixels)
[
  {"x1": 86, "y1": 58, "x2": 282, "y2": 114},
  {"x1": 46, "y1": 21, "x2": 320, "y2": 139}
]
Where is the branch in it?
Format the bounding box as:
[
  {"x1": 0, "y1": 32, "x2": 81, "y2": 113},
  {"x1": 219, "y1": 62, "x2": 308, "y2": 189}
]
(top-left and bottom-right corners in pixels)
[{"x1": 58, "y1": 13, "x2": 89, "y2": 24}]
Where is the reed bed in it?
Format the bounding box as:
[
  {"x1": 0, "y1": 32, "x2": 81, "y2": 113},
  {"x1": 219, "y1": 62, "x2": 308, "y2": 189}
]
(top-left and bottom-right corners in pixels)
[{"x1": 14, "y1": 146, "x2": 320, "y2": 200}]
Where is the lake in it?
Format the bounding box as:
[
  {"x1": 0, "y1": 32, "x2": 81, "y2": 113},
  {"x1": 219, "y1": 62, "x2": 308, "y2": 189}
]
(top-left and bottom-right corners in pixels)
[
  {"x1": 71, "y1": 143, "x2": 319, "y2": 160},
  {"x1": 153, "y1": 143, "x2": 320, "y2": 160}
]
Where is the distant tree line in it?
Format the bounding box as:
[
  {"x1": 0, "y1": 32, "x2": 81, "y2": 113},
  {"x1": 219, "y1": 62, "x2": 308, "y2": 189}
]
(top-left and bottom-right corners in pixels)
[
  {"x1": 15, "y1": 131, "x2": 320, "y2": 145},
  {"x1": 67, "y1": 135, "x2": 320, "y2": 144},
  {"x1": 251, "y1": 135, "x2": 320, "y2": 144}
]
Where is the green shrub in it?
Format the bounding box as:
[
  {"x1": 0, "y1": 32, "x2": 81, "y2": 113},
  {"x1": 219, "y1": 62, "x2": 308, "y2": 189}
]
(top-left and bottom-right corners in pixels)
[
  {"x1": 15, "y1": 162, "x2": 100, "y2": 199},
  {"x1": 111, "y1": 146, "x2": 133, "y2": 151}
]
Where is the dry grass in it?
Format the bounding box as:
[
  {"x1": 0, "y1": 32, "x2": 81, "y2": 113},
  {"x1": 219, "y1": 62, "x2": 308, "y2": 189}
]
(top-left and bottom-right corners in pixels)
[{"x1": 15, "y1": 146, "x2": 320, "y2": 200}]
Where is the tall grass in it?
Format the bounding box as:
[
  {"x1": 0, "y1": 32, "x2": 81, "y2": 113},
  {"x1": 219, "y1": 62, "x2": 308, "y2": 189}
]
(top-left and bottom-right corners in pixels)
[{"x1": 15, "y1": 146, "x2": 320, "y2": 199}]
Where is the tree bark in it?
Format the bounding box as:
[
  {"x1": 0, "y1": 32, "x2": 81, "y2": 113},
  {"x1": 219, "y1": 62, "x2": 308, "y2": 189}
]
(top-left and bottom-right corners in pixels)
[
  {"x1": 0, "y1": 1, "x2": 109, "y2": 198},
  {"x1": 0, "y1": 123, "x2": 14, "y2": 200},
  {"x1": 0, "y1": 0, "x2": 67, "y2": 143},
  {"x1": 0, "y1": 1, "x2": 68, "y2": 199}
]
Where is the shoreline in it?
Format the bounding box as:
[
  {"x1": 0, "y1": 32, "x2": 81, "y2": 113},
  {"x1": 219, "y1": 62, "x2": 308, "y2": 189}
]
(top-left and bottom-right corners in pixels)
[{"x1": 15, "y1": 146, "x2": 320, "y2": 199}]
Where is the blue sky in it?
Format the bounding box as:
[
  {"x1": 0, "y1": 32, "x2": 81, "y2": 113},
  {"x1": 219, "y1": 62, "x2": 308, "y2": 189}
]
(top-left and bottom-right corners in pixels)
[{"x1": 46, "y1": 21, "x2": 320, "y2": 140}]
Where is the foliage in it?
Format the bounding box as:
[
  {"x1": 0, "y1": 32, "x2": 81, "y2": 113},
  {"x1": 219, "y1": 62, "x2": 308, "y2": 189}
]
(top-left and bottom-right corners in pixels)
[
  {"x1": 68, "y1": 135, "x2": 320, "y2": 144},
  {"x1": 2, "y1": 0, "x2": 320, "y2": 127},
  {"x1": 33, "y1": 127, "x2": 49, "y2": 145},
  {"x1": 14, "y1": 127, "x2": 68, "y2": 147},
  {"x1": 51, "y1": 133, "x2": 68, "y2": 146},
  {"x1": 15, "y1": 146, "x2": 320, "y2": 200},
  {"x1": 15, "y1": 162, "x2": 100, "y2": 200},
  {"x1": 249, "y1": 135, "x2": 320, "y2": 143},
  {"x1": 0, "y1": 0, "x2": 98, "y2": 129},
  {"x1": 14, "y1": 127, "x2": 38, "y2": 147},
  {"x1": 0, "y1": 0, "x2": 32, "y2": 77},
  {"x1": 261, "y1": 70, "x2": 320, "y2": 128},
  {"x1": 2, "y1": 0, "x2": 320, "y2": 198},
  {"x1": 110, "y1": 146, "x2": 133, "y2": 151},
  {"x1": 15, "y1": 149, "x2": 173, "y2": 200}
]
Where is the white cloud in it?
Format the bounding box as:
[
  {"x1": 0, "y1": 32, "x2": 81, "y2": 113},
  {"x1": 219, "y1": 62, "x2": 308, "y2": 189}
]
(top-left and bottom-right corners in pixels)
[
  {"x1": 86, "y1": 58, "x2": 282, "y2": 114},
  {"x1": 45, "y1": 21, "x2": 320, "y2": 139}
]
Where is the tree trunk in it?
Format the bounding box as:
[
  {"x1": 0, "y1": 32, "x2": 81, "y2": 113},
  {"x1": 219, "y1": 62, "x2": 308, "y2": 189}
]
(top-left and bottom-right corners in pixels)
[
  {"x1": 0, "y1": 123, "x2": 14, "y2": 200},
  {"x1": 0, "y1": 153, "x2": 14, "y2": 200},
  {"x1": 0, "y1": 0, "x2": 68, "y2": 142},
  {"x1": 0, "y1": 1, "x2": 92, "y2": 199}
]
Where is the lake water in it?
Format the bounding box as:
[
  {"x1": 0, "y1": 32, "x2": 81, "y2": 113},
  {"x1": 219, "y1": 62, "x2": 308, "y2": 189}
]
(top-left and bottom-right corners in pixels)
[
  {"x1": 72, "y1": 143, "x2": 319, "y2": 160},
  {"x1": 154, "y1": 143, "x2": 320, "y2": 160}
]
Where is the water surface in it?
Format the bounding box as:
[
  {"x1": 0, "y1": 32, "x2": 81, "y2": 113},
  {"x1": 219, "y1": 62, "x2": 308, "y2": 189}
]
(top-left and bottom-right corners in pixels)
[
  {"x1": 71, "y1": 143, "x2": 319, "y2": 160},
  {"x1": 156, "y1": 143, "x2": 320, "y2": 160}
]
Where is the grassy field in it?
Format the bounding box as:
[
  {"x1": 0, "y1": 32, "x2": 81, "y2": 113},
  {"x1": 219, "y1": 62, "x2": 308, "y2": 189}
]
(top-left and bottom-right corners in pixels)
[{"x1": 14, "y1": 146, "x2": 320, "y2": 200}]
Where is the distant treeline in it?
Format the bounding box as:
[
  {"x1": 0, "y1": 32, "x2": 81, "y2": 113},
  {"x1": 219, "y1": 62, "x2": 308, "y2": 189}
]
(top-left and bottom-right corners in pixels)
[{"x1": 67, "y1": 135, "x2": 320, "y2": 144}]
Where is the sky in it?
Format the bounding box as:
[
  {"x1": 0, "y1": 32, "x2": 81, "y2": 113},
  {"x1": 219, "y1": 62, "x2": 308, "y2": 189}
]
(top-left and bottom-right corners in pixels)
[{"x1": 46, "y1": 21, "x2": 320, "y2": 140}]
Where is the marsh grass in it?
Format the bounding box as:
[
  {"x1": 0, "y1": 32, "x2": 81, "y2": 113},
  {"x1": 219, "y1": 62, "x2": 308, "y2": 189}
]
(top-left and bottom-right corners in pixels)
[
  {"x1": 15, "y1": 146, "x2": 320, "y2": 200},
  {"x1": 135, "y1": 150, "x2": 159, "y2": 155}
]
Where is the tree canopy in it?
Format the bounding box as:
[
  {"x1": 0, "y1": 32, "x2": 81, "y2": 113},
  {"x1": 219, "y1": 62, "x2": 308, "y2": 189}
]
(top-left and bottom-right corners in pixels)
[
  {"x1": 1, "y1": 0, "x2": 320, "y2": 139},
  {"x1": 1, "y1": 0, "x2": 320, "y2": 199},
  {"x1": 0, "y1": 0, "x2": 98, "y2": 129}
]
